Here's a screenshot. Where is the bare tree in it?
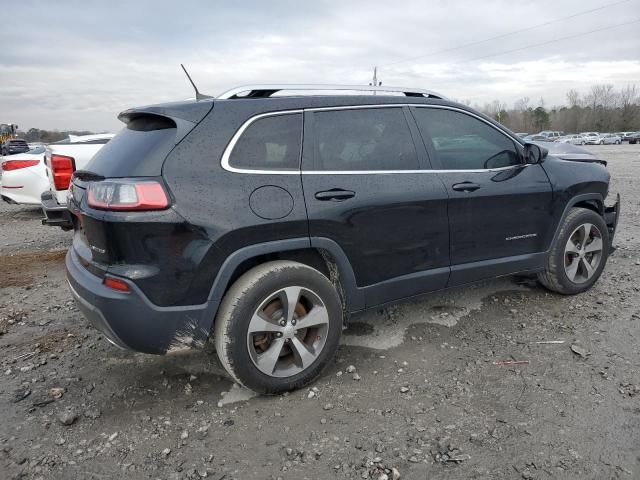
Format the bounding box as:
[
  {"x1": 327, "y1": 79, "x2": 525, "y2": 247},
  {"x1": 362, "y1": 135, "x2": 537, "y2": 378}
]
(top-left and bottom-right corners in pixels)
[{"x1": 618, "y1": 85, "x2": 639, "y2": 130}]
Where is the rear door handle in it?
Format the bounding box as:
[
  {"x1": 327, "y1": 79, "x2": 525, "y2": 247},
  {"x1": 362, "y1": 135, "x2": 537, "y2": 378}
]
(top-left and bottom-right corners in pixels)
[
  {"x1": 314, "y1": 189, "x2": 356, "y2": 201},
  {"x1": 452, "y1": 182, "x2": 480, "y2": 192}
]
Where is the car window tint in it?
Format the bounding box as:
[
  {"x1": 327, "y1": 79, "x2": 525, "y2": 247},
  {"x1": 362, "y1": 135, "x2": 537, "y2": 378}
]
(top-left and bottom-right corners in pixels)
[
  {"x1": 229, "y1": 113, "x2": 302, "y2": 170},
  {"x1": 413, "y1": 108, "x2": 520, "y2": 170},
  {"x1": 312, "y1": 108, "x2": 418, "y2": 171}
]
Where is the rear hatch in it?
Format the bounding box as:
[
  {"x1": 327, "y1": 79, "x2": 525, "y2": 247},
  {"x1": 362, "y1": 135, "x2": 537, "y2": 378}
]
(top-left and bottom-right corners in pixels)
[{"x1": 68, "y1": 100, "x2": 214, "y2": 306}]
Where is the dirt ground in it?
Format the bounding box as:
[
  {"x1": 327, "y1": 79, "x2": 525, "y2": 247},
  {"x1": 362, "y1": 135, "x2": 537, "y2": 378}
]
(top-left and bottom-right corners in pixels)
[{"x1": 1, "y1": 145, "x2": 639, "y2": 480}]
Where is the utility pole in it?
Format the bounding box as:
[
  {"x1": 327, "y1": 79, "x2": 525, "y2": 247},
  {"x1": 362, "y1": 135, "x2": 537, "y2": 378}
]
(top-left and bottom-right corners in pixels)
[{"x1": 369, "y1": 66, "x2": 381, "y2": 95}]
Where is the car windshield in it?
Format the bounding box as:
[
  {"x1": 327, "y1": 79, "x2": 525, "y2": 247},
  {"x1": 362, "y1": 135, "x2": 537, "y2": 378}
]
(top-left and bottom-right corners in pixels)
[{"x1": 28, "y1": 146, "x2": 45, "y2": 154}]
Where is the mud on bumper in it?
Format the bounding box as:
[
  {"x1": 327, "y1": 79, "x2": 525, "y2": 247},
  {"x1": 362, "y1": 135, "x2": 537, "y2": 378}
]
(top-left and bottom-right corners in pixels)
[
  {"x1": 66, "y1": 249, "x2": 211, "y2": 354},
  {"x1": 604, "y1": 193, "x2": 620, "y2": 250}
]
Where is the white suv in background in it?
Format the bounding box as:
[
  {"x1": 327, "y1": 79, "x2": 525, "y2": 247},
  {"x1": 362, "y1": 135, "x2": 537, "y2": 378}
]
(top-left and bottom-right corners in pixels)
[
  {"x1": 581, "y1": 132, "x2": 601, "y2": 145},
  {"x1": 538, "y1": 131, "x2": 563, "y2": 140}
]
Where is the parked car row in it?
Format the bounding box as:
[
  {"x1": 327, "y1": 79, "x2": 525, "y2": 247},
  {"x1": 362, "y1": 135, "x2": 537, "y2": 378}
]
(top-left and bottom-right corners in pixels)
[{"x1": 517, "y1": 131, "x2": 640, "y2": 145}]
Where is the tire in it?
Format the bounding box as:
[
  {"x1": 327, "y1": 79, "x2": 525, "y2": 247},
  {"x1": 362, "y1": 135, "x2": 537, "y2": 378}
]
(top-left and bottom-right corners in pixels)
[
  {"x1": 538, "y1": 207, "x2": 609, "y2": 295},
  {"x1": 214, "y1": 260, "x2": 343, "y2": 394}
]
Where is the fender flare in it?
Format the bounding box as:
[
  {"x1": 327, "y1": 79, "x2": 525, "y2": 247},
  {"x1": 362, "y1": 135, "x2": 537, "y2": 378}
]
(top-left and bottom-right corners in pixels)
[
  {"x1": 548, "y1": 193, "x2": 605, "y2": 251},
  {"x1": 199, "y1": 237, "x2": 363, "y2": 336}
]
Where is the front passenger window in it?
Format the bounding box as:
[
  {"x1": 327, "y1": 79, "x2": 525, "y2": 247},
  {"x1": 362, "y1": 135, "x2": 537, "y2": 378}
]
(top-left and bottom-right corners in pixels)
[{"x1": 413, "y1": 108, "x2": 521, "y2": 170}]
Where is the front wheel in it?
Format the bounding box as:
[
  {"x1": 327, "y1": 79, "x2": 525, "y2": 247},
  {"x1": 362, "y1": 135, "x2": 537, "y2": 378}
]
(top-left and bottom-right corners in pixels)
[
  {"x1": 538, "y1": 208, "x2": 609, "y2": 295},
  {"x1": 214, "y1": 260, "x2": 343, "y2": 394}
]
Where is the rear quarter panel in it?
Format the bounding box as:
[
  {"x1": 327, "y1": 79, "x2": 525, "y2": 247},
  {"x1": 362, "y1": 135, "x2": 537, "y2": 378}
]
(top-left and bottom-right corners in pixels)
[{"x1": 162, "y1": 104, "x2": 309, "y2": 304}]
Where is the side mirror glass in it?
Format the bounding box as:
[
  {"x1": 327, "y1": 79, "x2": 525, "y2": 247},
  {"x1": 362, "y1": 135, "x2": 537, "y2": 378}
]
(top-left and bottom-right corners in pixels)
[{"x1": 524, "y1": 143, "x2": 546, "y2": 164}]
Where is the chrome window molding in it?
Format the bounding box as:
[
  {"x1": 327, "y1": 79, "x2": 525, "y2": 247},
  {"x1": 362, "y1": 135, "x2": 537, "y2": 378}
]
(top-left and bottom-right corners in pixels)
[
  {"x1": 220, "y1": 104, "x2": 525, "y2": 175},
  {"x1": 410, "y1": 104, "x2": 525, "y2": 147},
  {"x1": 220, "y1": 110, "x2": 303, "y2": 175}
]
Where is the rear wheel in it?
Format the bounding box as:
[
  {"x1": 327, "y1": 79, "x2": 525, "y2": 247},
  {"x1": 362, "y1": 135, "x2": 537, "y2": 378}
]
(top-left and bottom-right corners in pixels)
[
  {"x1": 214, "y1": 260, "x2": 342, "y2": 394},
  {"x1": 538, "y1": 208, "x2": 609, "y2": 295}
]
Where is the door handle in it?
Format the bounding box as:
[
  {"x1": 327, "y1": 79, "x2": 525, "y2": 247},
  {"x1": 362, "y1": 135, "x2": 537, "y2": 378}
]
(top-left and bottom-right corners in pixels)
[
  {"x1": 314, "y1": 189, "x2": 356, "y2": 201},
  {"x1": 452, "y1": 182, "x2": 480, "y2": 192}
]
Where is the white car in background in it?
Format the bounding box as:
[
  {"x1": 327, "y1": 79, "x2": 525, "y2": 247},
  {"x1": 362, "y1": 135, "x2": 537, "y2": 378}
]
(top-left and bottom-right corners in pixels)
[
  {"x1": 580, "y1": 132, "x2": 601, "y2": 145},
  {"x1": 41, "y1": 133, "x2": 114, "y2": 228},
  {"x1": 558, "y1": 134, "x2": 587, "y2": 145},
  {"x1": 1, "y1": 145, "x2": 49, "y2": 205}
]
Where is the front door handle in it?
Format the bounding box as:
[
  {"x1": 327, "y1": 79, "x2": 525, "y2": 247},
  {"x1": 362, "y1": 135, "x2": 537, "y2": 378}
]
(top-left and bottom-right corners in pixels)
[
  {"x1": 314, "y1": 189, "x2": 356, "y2": 201},
  {"x1": 452, "y1": 182, "x2": 480, "y2": 192}
]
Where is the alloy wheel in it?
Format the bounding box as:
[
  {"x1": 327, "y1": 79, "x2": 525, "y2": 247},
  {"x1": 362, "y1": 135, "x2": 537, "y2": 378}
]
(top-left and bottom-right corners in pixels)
[
  {"x1": 247, "y1": 286, "x2": 329, "y2": 378},
  {"x1": 564, "y1": 223, "x2": 604, "y2": 284}
]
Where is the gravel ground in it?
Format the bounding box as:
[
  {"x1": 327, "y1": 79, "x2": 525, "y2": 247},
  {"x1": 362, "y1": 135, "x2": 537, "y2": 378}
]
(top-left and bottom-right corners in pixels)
[{"x1": 1, "y1": 145, "x2": 639, "y2": 480}]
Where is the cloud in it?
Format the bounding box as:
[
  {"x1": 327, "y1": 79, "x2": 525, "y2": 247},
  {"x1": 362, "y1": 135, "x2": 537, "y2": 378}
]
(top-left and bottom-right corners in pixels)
[{"x1": 0, "y1": 0, "x2": 638, "y2": 131}]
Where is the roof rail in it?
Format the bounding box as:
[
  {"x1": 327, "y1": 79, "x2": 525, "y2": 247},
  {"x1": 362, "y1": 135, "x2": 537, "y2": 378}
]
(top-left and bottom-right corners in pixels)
[{"x1": 217, "y1": 84, "x2": 446, "y2": 100}]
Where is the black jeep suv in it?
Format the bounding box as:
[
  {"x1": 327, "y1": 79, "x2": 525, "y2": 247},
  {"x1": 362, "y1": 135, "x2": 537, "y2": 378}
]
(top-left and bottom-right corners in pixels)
[{"x1": 66, "y1": 84, "x2": 619, "y2": 394}]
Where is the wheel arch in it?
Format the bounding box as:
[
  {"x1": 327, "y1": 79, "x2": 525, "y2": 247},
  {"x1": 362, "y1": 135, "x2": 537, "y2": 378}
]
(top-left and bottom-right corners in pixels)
[
  {"x1": 548, "y1": 193, "x2": 605, "y2": 253},
  {"x1": 201, "y1": 237, "x2": 363, "y2": 338}
]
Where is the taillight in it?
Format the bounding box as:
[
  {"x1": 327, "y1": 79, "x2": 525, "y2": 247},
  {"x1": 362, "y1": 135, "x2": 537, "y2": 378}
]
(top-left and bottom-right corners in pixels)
[
  {"x1": 51, "y1": 154, "x2": 75, "y2": 190},
  {"x1": 103, "y1": 276, "x2": 131, "y2": 293},
  {"x1": 87, "y1": 180, "x2": 170, "y2": 211},
  {"x1": 2, "y1": 159, "x2": 40, "y2": 171}
]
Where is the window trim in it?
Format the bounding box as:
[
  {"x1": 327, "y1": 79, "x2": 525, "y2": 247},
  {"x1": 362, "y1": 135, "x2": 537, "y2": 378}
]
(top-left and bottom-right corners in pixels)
[
  {"x1": 221, "y1": 110, "x2": 304, "y2": 174},
  {"x1": 220, "y1": 104, "x2": 525, "y2": 175}
]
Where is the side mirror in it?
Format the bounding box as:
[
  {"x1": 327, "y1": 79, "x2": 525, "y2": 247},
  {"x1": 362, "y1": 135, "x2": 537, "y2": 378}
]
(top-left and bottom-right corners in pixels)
[{"x1": 524, "y1": 143, "x2": 547, "y2": 164}]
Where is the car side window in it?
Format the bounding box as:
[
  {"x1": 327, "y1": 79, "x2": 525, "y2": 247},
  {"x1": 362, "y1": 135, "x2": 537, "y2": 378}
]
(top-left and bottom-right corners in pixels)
[
  {"x1": 229, "y1": 113, "x2": 302, "y2": 170},
  {"x1": 311, "y1": 108, "x2": 419, "y2": 171},
  {"x1": 412, "y1": 107, "x2": 521, "y2": 170}
]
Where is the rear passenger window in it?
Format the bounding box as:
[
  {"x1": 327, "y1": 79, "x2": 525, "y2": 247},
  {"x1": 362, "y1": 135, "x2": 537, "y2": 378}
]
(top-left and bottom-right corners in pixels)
[
  {"x1": 229, "y1": 113, "x2": 302, "y2": 170},
  {"x1": 412, "y1": 108, "x2": 521, "y2": 170},
  {"x1": 312, "y1": 108, "x2": 418, "y2": 171}
]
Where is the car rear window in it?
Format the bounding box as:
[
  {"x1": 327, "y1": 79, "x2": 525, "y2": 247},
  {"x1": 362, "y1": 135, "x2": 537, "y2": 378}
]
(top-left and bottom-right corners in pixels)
[{"x1": 84, "y1": 116, "x2": 178, "y2": 177}]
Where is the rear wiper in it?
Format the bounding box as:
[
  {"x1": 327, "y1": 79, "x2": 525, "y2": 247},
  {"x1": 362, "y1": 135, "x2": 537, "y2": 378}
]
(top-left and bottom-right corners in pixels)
[{"x1": 73, "y1": 170, "x2": 105, "y2": 181}]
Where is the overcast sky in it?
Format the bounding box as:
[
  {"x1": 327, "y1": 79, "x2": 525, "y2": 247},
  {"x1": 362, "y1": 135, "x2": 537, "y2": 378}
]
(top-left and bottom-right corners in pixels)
[{"x1": 1, "y1": 0, "x2": 639, "y2": 132}]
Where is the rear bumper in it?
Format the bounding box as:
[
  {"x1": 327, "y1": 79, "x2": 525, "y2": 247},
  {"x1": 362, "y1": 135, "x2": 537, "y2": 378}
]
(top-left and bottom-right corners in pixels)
[
  {"x1": 41, "y1": 190, "x2": 73, "y2": 229},
  {"x1": 66, "y1": 248, "x2": 210, "y2": 354}
]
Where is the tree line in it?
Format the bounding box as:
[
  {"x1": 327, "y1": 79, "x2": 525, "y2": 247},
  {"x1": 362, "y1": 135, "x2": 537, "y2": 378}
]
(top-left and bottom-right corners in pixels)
[
  {"x1": 478, "y1": 84, "x2": 639, "y2": 134},
  {"x1": 18, "y1": 128, "x2": 97, "y2": 144}
]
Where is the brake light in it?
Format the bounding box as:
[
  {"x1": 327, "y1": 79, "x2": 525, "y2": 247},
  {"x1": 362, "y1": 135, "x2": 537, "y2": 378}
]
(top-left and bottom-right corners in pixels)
[
  {"x1": 2, "y1": 159, "x2": 40, "y2": 171},
  {"x1": 103, "y1": 276, "x2": 131, "y2": 293},
  {"x1": 51, "y1": 154, "x2": 75, "y2": 190},
  {"x1": 87, "y1": 180, "x2": 170, "y2": 211}
]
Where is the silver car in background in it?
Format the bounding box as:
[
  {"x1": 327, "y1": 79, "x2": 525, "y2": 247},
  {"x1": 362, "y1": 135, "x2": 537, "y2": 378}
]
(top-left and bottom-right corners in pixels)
[{"x1": 599, "y1": 133, "x2": 622, "y2": 145}]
